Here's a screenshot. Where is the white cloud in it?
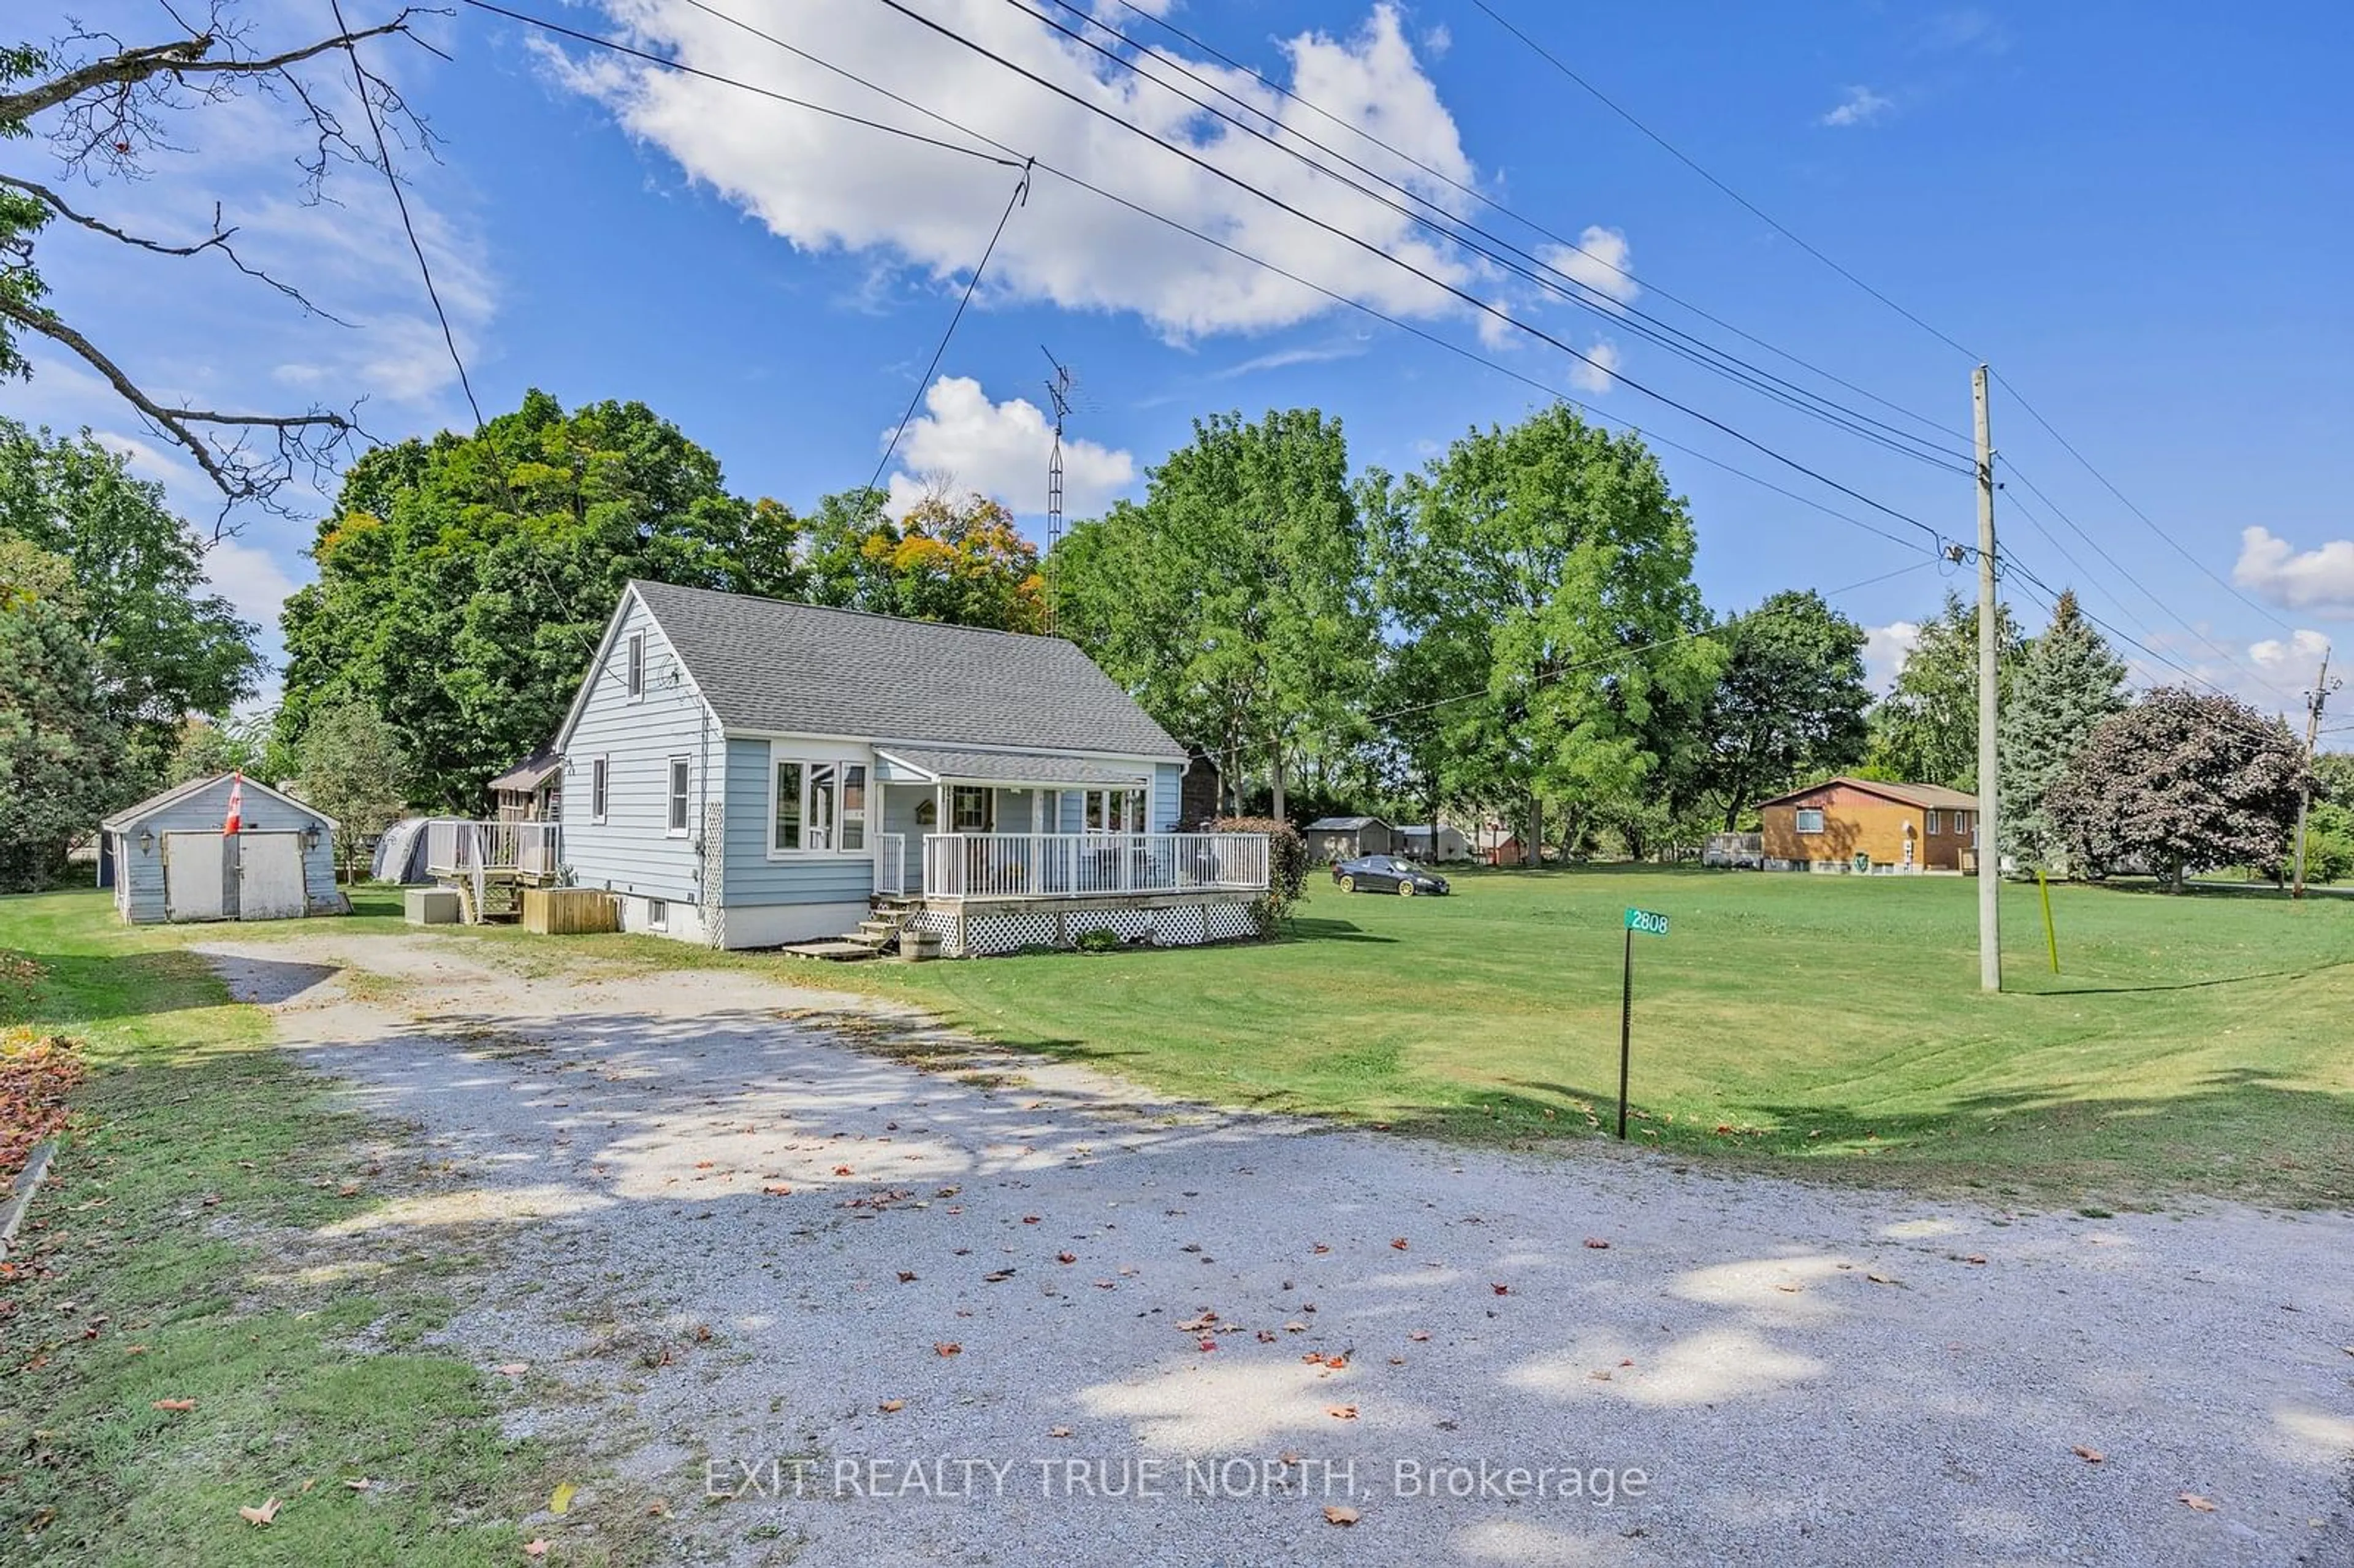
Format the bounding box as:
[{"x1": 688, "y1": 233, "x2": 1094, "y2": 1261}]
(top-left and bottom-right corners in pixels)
[
  {"x1": 202, "y1": 535, "x2": 304, "y2": 634},
  {"x1": 883, "y1": 375, "x2": 1134, "y2": 519},
  {"x1": 1213, "y1": 340, "x2": 1369, "y2": 378},
  {"x1": 2234, "y1": 527, "x2": 2354, "y2": 618},
  {"x1": 1820, "y1": 86, "x2": 1894, "y2": 128},
  {"x1": 1538, "y1": 226, "x2": 1639, "y2": 308},
  {"x1": 1567, "y1": 337, "x2": 1620, "y2": 394},
  {"x1": 547, "y1": 1, "x2": 1495, "y2": 340},
  {"x1": 1864, "y1": 620, "x2": 1920, "y2": 693},
  {"x1": 2249, "y1": 628, "x2": 2332, "y2": 669}
]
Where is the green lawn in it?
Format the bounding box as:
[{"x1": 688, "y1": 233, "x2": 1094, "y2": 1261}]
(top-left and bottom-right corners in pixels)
[
  {"x1": 801, "y1": 867, "x2": 2354, "y2": 1206},
  {"x1": 0, "y1": 893, "x2": 624, "y2": 1566}
]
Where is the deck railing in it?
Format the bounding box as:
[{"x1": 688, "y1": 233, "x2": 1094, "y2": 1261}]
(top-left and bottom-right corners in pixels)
[
  {"x1": 922, "y1": 832, "x2": 1268, "y2": 902},
  {"x1": 425, "y1": 819, "x2": 562, "y2": 879}
]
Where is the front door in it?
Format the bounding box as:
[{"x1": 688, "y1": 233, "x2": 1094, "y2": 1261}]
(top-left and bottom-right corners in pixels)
[{"x1": 238, "y1": 832, "x2": 307, "y2": 919}]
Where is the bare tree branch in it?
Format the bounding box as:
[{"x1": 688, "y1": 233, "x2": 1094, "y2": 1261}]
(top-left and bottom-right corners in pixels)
[
  {"x1": 0, "y1": 14, "x2": 421, "y2": 129},
  {"x1": 0, "y1": 172, "x2": 354, "y2": 324}
]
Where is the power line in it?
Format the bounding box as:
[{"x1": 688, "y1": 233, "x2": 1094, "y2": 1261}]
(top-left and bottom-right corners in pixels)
[
  {"x1": 1468, "y1": 1, "x2": 2288, "y2": 646},
  {"x1": 332, "y1": 0, "x2": 482, "y2": 430},
  {"x1": 452, "y1": 0, "x2": 1026, "y2": 169},
  {"x1": 1004, "y1": 0, "x2": 1974, "y2": 476},
  {"x1": 860, "y1": 0, "x2": 1956, "y2": 551},
  {"x1": 1097, "y1": 0, "x2": 1964, "y2": 449},
  {"x1": 865, "y1": 159, "x2": 1034, "y2": 496},
  {"x1": 495, "y1": 0, "x2": 1950, "y2": 558}
]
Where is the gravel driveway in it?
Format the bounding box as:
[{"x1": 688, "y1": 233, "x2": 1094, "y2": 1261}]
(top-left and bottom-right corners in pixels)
[{"x1": 199, "y1": 933, "x2": 2354, "y2": 1567}]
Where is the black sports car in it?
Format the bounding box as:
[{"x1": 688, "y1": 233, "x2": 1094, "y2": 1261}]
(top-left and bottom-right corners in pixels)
[{"x1": 1331, "y1": 854, "x2": 1450, "y2": 896}]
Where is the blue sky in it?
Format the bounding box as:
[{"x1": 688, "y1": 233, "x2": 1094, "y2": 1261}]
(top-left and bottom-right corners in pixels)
[{"x1": 9, "y1": 1, "x2": 2352, "y2": 718}]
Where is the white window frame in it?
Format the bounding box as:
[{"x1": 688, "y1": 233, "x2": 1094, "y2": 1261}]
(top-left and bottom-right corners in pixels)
[
  {"x1": 589, "y1": 758, "x2": 609, "y2": 824},
  {"x1": 1794, "y1": 807, "x2": 1826, "y2": 835},
  {"x1": 766, "y1": 743, "x2": 871, "y2": 859},
  {"x1": 951, "y1": 785, "x2": 992, "y2": 833},
  {"x1": 1953, "y1": 810, "x2": 1971, "y2": 835},
  {"x1": 625, "y1": 631, "x2": 646, "y2": 701},
  {"x1": 666, "y1": 756, "x2": 691, "y2": 837},
  {"x1": 1082, "y1": 786, "x2": 1148, "y2": 832},
  {"x1": 646, "y1": 896, "x2": 668, "y2": 931},
  {"x1": 1926, "y1": 809, "x2": 1942, "y2": 834}
]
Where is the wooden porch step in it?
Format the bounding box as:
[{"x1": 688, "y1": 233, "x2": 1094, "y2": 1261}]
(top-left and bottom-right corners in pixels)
[{"x1": 777, "y1": 940, "x2": 880, "y2": 962}]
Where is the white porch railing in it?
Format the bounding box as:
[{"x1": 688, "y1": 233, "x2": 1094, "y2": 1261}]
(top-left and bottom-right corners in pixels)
[
  {"x1": 921, "y1": 832, "x2": 1268, "y2": 902},
  {"x1": 425, "y1": 819, "x2": 562, "y2": 879},
  {"x1": 876, "y1": 832, "x2": 908, "y2": 897}
]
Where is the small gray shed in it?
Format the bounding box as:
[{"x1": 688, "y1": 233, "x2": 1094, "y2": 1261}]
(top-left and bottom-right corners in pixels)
[
  {"x1": 1305, "y1": 815, "x2": 1395, "y2": 862},
  {"x1": 101, "y1": 773, "x2": 341, "y2": 925}
]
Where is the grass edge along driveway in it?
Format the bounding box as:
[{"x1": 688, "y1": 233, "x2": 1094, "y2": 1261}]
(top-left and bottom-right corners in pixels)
[{"x1": 0, "y1": 894, "x2": 641, "y2": 1567}]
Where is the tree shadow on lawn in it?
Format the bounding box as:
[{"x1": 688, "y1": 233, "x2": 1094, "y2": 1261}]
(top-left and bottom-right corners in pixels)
[
  {"x1": 12, "y1": 950, "x2": 339, "y2": 1024},
  {"x1": 1273, "y1": 917, "x2": 1396, "y2": 945}
]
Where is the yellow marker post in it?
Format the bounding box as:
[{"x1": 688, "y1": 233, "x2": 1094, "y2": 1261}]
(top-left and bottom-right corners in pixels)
[{"x1": 2037, "y1": 869, "x2": 2060, "y2": 974}]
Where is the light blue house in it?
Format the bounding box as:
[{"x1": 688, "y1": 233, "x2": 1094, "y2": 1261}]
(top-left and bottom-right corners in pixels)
[{"x1": 544, "y1": 581, "x2": 1269, "y2": 955}]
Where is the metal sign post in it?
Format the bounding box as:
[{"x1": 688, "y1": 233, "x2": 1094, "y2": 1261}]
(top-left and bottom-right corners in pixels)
[{"x1": 1619, "y1": 908, "x2": 1669, "y2": 1140}]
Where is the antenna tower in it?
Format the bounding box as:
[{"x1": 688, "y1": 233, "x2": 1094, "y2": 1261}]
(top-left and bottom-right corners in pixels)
[{"x1": 1042, "y1": 345, "x2": 1074, "y2": 635}]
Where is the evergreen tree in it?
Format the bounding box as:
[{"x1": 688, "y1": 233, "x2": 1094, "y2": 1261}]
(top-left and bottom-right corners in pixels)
[{"x1": 1998, "y1": 590, "x2": 2127, "y2": 870}]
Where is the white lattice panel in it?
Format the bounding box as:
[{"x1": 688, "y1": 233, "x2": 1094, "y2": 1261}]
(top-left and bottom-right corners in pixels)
[
  {"x1": 1203, "y1": 902, "x2": 1257, "y2": 942},
  {"x1": 1155, "y1": 906, "x2": 1207, "y2": 946},
  {"x1": 969, "y1": 910, "x2": 1059, "y2": 954}
]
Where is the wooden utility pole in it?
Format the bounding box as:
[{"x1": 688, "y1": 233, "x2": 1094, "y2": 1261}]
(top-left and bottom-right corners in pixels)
[
  {"x1": 1974, "y1": 365, "x2": 2002, "y2": 992},
  {"x1": 2291, "y1": 647, "x2": 2336, "y2": 899}
]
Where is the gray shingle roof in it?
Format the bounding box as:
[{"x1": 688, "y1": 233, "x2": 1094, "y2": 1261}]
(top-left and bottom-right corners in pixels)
[
  {"x1": 630, "y1": 580, "x2": 1186, "y2": 761},
  {"x1": 875, "y1": 746, "x2": 1151, "y2": 786},
  {"x1": 1305, "y1": 816, "x2": 1386, "y2": 831}
]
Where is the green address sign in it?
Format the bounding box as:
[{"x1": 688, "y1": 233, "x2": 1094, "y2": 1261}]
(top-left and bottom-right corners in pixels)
[{"x1": 1623, "y1": 908, "x2": 1669, "y2": 937}]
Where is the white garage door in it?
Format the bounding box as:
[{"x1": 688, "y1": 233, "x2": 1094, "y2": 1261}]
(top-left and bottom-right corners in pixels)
[
  {"x1": 238, "y1": 832, "x2": 308, "y2": 921},
  {"x1": 162, "y1": 832, "x2": 227, "y2": 922}
]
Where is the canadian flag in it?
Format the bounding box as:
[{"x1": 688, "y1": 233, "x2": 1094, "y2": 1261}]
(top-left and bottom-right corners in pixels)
[{"x1": 223, "y1": 771, "x2": 244, "y2": 836}]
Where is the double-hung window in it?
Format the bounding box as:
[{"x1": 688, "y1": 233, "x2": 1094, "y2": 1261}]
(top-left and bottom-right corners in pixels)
[
  {"x1": 771, "y1": 756, "x2": 868, "y2": 854},
  {"x1": 666, "y1": 757, "x2": 691, "y2": 835},
  {"x1": 951, "y1": 786, "x2": 992, "y2": 832},
  {"x1": 1926, "y1": 809, "x2": 1942, "y2": 834},
  {"x1": 1083, "y1": 788, "x2": 1147, "y2": 832},
  {"x1": 1794, "y1": 807, "x2": 1826, "y2": 835},
  {"x1": 625, "y1": 631, "x2": 646, "y2": 699},
  {"x1": 590, "y1": 758, "x2": 609, "y2": 824}
]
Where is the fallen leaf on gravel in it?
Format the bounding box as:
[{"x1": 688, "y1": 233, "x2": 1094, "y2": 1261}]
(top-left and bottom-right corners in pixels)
[
  {"x1": 550, "y1": 1482, "x2": 577, "y2": 1515},
  {"x1": 238, "y1": 1499, "x2": 280, "y2": 1526},
  {"x1": 344, "y1": 1479, "x2": 371, "y2": 1491},
  {"x1": 761, "y1": 1185, "x2": 793, "y2": 1197},
  {"x1": 646, "y1": 1500, "x2": 668, "y2": 1517},
  {"x1": 878, "y1": 1400, "x2": 905, "y2": 1413},
  {"x1": 495, "y1": 1363, "x2": 528, "y2": 1378},
  {"x1": 832, "y1": 1165, "x2": 853, "y2": 1176},
  {"x1": 983, "y1": 1270, "x2": 1015, "y2": 1284},
  {"x1": 1323, "y1": 1505, "x2": 1360, "y2": 1527},
  {"x1": 2071, "y1": 1446, "x2": 2104, "y2": 1463},
  {"x1": 1322, "y1": 1354, "x2": 1347, "y2": 1369},
  {"x1": 1775, "y1": 1284, "x2": 1804, "y2": 1293},
  {"x1": 153, "y1": 1398, "x2": 196, "y2": 1412},
  {"x1": 1965, "y1": 1255, "x2": 1987, "y2": 1266},
  {"x1": 1279, "y1": 1451, "x2": 1303, "y2": 1466},
  {"x1": 1390, "y1": 1238, "x2": 1409, "y2": 1250},
  {"x1": 1285, "y1": 1321, "x2": 1307, "y2": 1333},
  {"x1": 1583, "y1": 1238, "x2": 1610, "y2": 1250},
  {"x1": 694, "y1": 1160, "x2": 714, "y2": 1169},
  {"x1": 1057, "y1": 1252, "x2": 1076, "y2": 1265},
  {"x1": 1327, "y1": 1405, "x2": 1357, "y2": 1420},
  {"x1": 1408, "y1": 1330, "x2": 1430, "y2": 1341},
  {"x1": 1178, "y1": 1312, "x2": 1217, "y2": 1331},
  {"x1": 1257, "y1": 1330, "x2": 1278, "y2": 1343},
  {"x1": 1022, "y1": 1216, "x2": 1042, "y2": 1225},
  {"x1": 1865, "y1": 1273, "x2": 1901, "y2": 1286},
  {"x1": 1388, "y1": 1356, "x2": 1404, "y2": 1366},
  {"x1": 1589, "y1": 1369, "x2": 1612, "y2": 1381},
  {"x1": 524, "y1": 1542, "x2": 548, "y2": 1559},
  {"x1": 2178, "y1": 1494, "x2": 2216, "y2": 1512},
  {"x1": 1197, "y1": 1338, "x2": 1217, "y2": 1353},
  {"x1": 1491, "y1": 1284, "x2": 1510, "y2": 1296},
  {"x1": 1311, "y1": 1243, "x2": 1330, "y2": 1255},
  {"x1": 1049, "y1": 1426, "x2": 1073, "y2": 1438},
  {"x1": 934, "y1": 1342, "x2": 962, "y2": 1357},
  {"x1": 896, "y1": 1271, "x2": 918, "y2": 1284}
]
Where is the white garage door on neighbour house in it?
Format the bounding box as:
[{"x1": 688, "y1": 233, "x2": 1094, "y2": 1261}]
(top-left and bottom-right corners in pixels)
[
  {"x1": 237, "y1": 833, "x2": 307, "y2": 920},
  {"x1": 162, "y1": 832, "x2": 227, "y2": 921}
]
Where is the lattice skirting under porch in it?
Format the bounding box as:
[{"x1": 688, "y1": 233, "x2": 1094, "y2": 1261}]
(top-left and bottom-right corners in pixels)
[{"x1": 914, "y1": 900, "x2": 1259, "y2": 957}]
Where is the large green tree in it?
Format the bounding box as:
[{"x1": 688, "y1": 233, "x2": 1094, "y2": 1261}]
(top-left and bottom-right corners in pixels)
[
  {"x1": 1997, "y1": 590, "x2": 2128, "y2": 870},
  {"x1": 1866, "y1": 590, "x2": 2025, "y2": 790},
  {"x1": 1694, "y1": 589, "x2": 1872, "y2": 830},
  {"x1": 1056, "y1": 409, "x2": 1374, "y2": 820},
  {"x1": 0, "y1": 421, "x2": 261, "y2": 779},
  {"x1": 1366, "y1": 406, "x2": 1721, "y2": 856},
  {"x1": 2044, "y1": 688, "x2": 2309, "y2": 888},
  {"x1": 278, "y1": 390, "x2": 795, "y2": 809},
  {"x1": 801, "y1": 485, "x2": 1043, "y2": 631},
  {"x1": 0, "y1": 536, "x2": 121, "y2": 888},
  {"x1": 296, "y1": 699, "x2": 412, "y2": 883}
]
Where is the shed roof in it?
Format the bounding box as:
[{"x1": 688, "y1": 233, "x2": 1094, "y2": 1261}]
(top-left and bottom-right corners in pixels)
[
  {"x1": 488, "y1": 747, "x2": 562, "y2": 794},
  {"x1": 1758, "y1": 775, "x2": 1978, "y2": 812},
  {"x1": 623, "y1": 580, "x2": 1186, "y2": 761},
  {"x1": 1305, "y1": 816, "x2": 1387, "y2": 831},
  {"x1": 102, "y1": 772, "x2": 338, "y2": 832}
]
